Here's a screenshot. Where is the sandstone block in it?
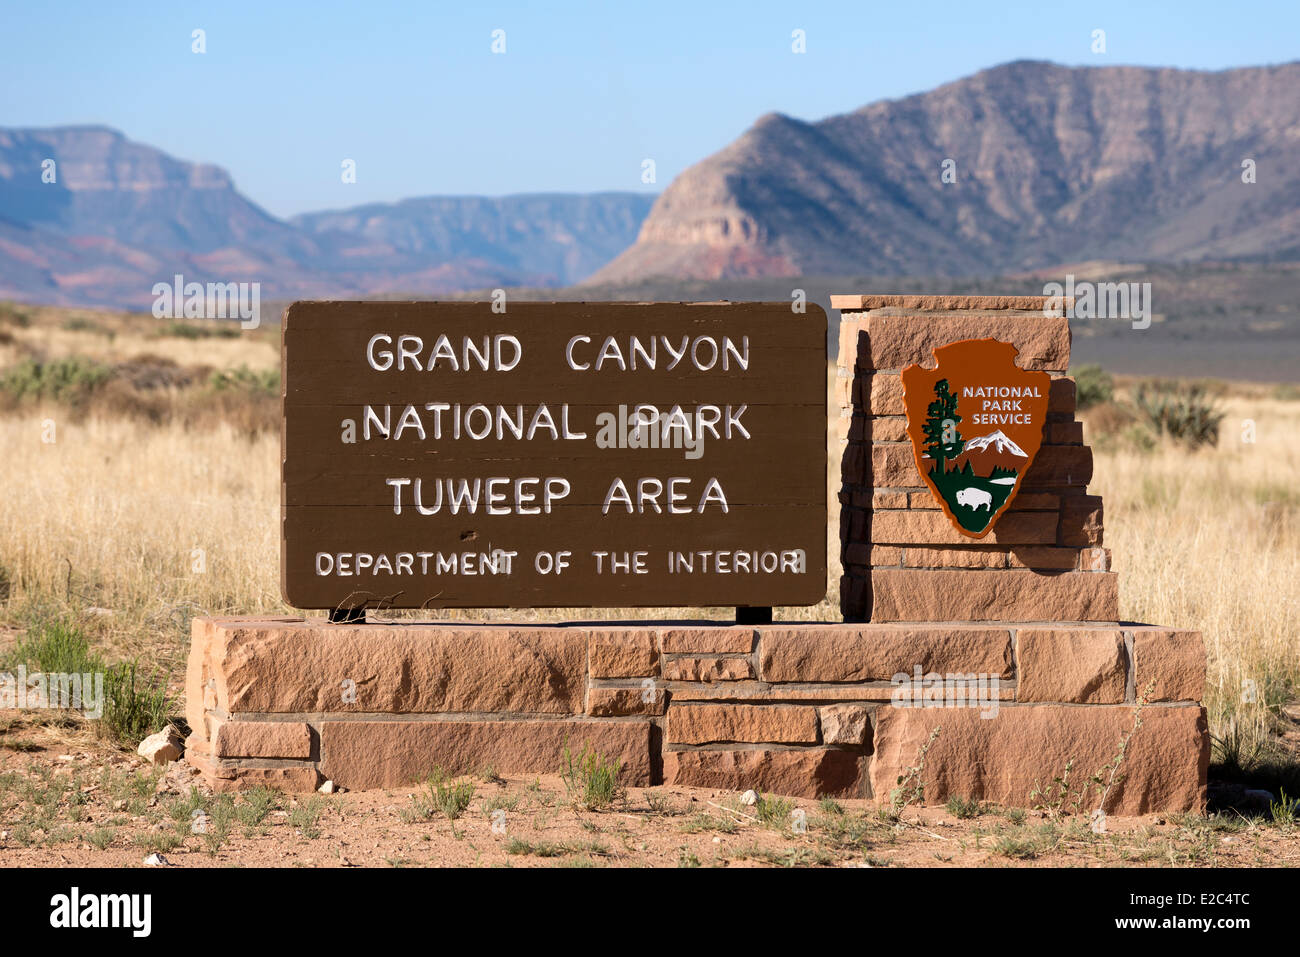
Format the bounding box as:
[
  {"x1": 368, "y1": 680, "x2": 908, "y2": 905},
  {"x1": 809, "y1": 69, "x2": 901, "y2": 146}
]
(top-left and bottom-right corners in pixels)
[
  {"x1": 659, "y1": 627, "x2": 754, "y2": 655},
  {"x1": 586, "y1": 686, "x2": 666, "y2": 717},
  {"x1": 187, "y1": 751, "x2": 321, "y2": 794},
  {"x1": 870, "y1": 417, "x2": 909, "y2": 442},
  {"x1": 838, "y1": 316, "x2": 869, "y2": 369},
  {"x1": 1007, "y1": 546, "x2": 1106, "y2": 571},
  {"x1": 857, "y1": 315, "x2": 1070, "y2": 371},
  {"x1": 898, "y1": 546, "x2": 1007, "y2": 569},
  {"x1": 1059, "y1": 494, "x2": 1105, "y2": 547},
  {"x1": 662, "y1": 657, "x2": 754, "y2": 682},
  {"x1": 869, "y1": 704, "x2": 1208, "y2": 814},
  {"x1": 869, "y1": 545, "x2": 902, "y2": 566},
  {"x1": 200, "y1": 621, "x2": 586, "y2": 715},
  {"x1": 1049, "y1": 421, "x2": 1084, "y2": 444},
  {"x1": 1048, "y1": 377, "x2": 1076, "y2": 414},
  {"x1": 1133, "y1": 629, "x2": 1206, "y2": 702},
  {"x1": 760, "y1": 625, "x2": 1012, "y2": 682},
  {"x1": 320, "y1": 719, "x2": 651, "y2": 789},
  {"x1": 588, "y1": 629, "x2": 660, "y2": 678},
  {"x1": 212, "y1": 719, "x2": 314, "y2": 759},
  {"x1": 866, "y1": 374, "x2": 905, "y2": 414},
  {"x1": 668, "y1": 704, "x2": 819, "y2": 745},
  {"x1": 831, "y1": 294, "x2": 1066, "y2": 312},
  {"x1": 1016, "y1": 629, "x2": 1126, "y2": 703},
  {"x1": 872, "y1": 490, "x2": 910, "y2": 509},
  {"x1": 870, "y1": 569, "x2": 1119, "y2": 622},
  {"x1": 662, "y1": 749, "x2": 865, "y2": 799}
]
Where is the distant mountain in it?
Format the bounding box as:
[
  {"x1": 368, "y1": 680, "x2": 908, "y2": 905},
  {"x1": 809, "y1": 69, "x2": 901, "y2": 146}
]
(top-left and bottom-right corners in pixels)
[
  {"x1": 292, "y1": 193, "x2": 654, "y2": 289},
  {"x1": 0, "y1": 126, "x2": 653, "y2": 309},
  {"x1": 591, "y1": 60, "x2": 1300, "y2": 283}
]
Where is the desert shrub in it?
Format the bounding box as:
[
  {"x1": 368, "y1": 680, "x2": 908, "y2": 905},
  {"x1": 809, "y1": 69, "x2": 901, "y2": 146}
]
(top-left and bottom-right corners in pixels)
[
  {"x1": 157, "y1": 320, "x2": 240, "y2": 340},
  {"x1": 410, "y1": 767, "x2": 476, "y2": 821},
  {"x1": 1072, "y1": 364, "x2": 1113, "y2": 410},
  {"x1": 1133, "y1": 380, "x2": 1224, "y2": 448},
  {"x1": 2, "y1": 620, "x2": 167, "y2": 746},
  {"x1": 208, "y1": 365, "x2": 279, "y2": 396},
  {"x1": 754, "y1": 792, "x2": 794, "y2": 829},
  {"x1": 5, "y1": 619, "x2": 104, "y2": 675},
  {"x1": 61, "y1": 316, "x2": 113, "y2": 338},
  {"x1": 98, "y1": 661, "x2": 170, "y2": 746},
  {"x1": 0, "y1": 302, "x2": 31, "y2": 327},
  {"x1": 114, "y1": 355, "x2": 205, "y2": 391},
  {"x1": 560, "y1": 741, "x2": 624, "y2": 810},
  {"x1": 1270, "y1": 383, "x2": 1300, "y2": 402},
  {"x1": 945, "y1": 795, "x2": 981, "y2": 819},
  {"x1": 0, "y1": 357, "x2": 113, "y2": 406}
]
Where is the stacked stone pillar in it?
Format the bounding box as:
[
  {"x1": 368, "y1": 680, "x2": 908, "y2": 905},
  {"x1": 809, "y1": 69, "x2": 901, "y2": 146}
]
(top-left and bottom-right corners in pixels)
[{"x1": 832, "y1": 294, "x2": 1208, "y2": 812}]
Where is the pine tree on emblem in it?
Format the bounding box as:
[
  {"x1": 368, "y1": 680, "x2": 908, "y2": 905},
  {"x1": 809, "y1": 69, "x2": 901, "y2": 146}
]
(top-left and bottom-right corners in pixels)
[{"x1": 922, "y1": 379, "x2": 964, "y2": 475}]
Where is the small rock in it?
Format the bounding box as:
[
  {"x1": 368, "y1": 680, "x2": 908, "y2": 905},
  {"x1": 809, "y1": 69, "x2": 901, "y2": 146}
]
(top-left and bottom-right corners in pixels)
[
  {"x1": 712, "y1": 836, "x2": 722, "y2": 844},
  {"x1": 1281, "y1": 703, "x2": 1300, "y2": 723},
  {"x1": 143, "y1": 853, "x2": 170, "y2": 867},
  {"x1": 740, "y1": 789, "x2": 758, "y2": 806},
  {"x1": 318, "y1": 780, "x2": 336, "y2": 794},
  {"x1": 1244, "y1": 788, "x2": 1275, "y2": 804},
  {"x1": 112, "y1": 800, "x2": 127, "y2": 811},
  {"x1": 137, "y1": 728, "x2": 184, "y2": 767}
]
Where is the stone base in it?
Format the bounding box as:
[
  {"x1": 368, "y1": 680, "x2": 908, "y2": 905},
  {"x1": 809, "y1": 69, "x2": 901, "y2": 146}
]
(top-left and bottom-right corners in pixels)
[{"x1": 185, "y1": 617, "x2": 1208, "y2": 811}]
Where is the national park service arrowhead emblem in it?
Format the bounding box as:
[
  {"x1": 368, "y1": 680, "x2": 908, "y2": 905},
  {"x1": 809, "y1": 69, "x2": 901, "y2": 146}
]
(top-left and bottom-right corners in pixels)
[{"x1": 901, "y1": 339, "x2": 1050, "y2": 538}]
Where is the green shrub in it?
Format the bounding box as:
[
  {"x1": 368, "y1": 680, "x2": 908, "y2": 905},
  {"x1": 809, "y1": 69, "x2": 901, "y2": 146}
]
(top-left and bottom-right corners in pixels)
[
  {"x1": 289, "y1": 796, "x2": 327, "y2": 839},
  {"x1": 61, "y1": 316, "x2": 112, "y2": 337},
  {"x1": 208, "y1": 365, "x2": 279, "y2": 396},
  {"x1": 5, "y1": 620, "x2": 104, "y2": 674},
  {"x1": 98, "y1": 661, "x2": 170, "y2": 746},
  {"x1": 754, "y1": 793, "x2": 794, "y2": 829},
  {"x1": 945, "y1": 795, "x2": 981, "y2": 819},
  {"x1": 0, "y1": 357, "x2": 112, "y2": 405},
  {"x1": 1133, "y1": 380, "x2": 1224, "y2": 448},
  {"x1": 0, "y1": 302, "x2": 31, "y2": 326},
  {"x1": 159, "y1": 321, "x2": 240, "y2": 340},
  {"x1": 560, "y1": 741, "x2": 624, "y2": 810},
  {"x1": 1072, "y1": 364, "x2": 1113, "y2": 410},
  {"x1": 423, "y1": 767, "x2": 476, "y2": 821}
]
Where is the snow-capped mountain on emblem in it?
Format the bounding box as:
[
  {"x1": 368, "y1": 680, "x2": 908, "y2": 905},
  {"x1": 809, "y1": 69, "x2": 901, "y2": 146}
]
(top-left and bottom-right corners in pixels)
[{"x1": 962, "y1": 430, "x2": 1027, "y2": 457}]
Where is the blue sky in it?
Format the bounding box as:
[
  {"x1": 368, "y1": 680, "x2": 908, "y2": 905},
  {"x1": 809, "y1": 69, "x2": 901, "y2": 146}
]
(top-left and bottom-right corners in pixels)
[{"x1": 2, "y1": 1, "x2": 1296, "y2": 218}]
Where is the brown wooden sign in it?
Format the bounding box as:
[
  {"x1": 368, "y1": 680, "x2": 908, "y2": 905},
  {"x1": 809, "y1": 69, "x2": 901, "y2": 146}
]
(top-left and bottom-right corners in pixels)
[
  {"x1": 901, "y1": 338, "x2": 1050, "y2": 538},
  {"x1": 281, "y1": 301, "x2": 827, "y2": 609}
]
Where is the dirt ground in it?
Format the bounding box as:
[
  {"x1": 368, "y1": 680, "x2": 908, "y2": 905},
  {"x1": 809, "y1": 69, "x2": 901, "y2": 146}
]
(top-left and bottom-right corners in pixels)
[{"x1": 0, "y1": 711, "x2": 1296, "y2": 869}]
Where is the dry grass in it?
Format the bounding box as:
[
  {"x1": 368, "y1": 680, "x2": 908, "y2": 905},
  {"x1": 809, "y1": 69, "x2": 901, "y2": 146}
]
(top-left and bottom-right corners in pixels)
[
  {"x1": 1085, "y1": 393, "x2": 1300, "y2": 774},
  {"x1": 0, "y1": 303, "x2": 1295, "y2": 780}
]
